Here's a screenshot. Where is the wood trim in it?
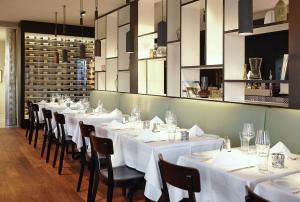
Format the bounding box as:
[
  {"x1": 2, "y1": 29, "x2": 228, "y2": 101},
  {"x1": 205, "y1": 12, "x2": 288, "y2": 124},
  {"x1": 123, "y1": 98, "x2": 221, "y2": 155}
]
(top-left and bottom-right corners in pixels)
[
  {"x1": 130, "y1": 1, "x2": 139, "y2": 94},
  {"x1": 289, "y1": 0, "x2": 300, "y2": 108}
]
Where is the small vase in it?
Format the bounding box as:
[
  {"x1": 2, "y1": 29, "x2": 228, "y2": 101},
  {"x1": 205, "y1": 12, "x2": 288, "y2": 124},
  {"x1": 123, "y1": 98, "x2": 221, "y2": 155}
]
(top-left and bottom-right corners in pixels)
[{"x1": 275, "y1": 0, "x2": 288, "y2": 22}]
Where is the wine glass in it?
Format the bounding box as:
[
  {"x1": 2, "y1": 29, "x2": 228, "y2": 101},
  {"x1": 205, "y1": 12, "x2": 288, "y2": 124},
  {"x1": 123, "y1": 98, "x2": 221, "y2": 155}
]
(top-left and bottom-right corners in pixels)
[
  {"x1": 242, "y1": 123, "x2": 255, "y2": 154},
  {"x1": 131, "y1": 106, "x2": 141, "y2": 122},
  {"x1": 256, "y1": 130, "x2": 270, "y2": 172}
]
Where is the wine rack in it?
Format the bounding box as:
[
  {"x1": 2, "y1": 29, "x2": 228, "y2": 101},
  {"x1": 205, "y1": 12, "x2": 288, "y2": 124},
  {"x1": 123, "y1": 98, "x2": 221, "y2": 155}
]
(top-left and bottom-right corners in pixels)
[{"x1": 24, "y1": 32, "x2": 95, "y2": 118}]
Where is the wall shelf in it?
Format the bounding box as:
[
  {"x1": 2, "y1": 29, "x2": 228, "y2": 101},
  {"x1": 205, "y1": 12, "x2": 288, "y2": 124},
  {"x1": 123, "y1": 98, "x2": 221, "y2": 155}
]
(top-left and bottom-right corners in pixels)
[
  {"x1": 181, "y1": 65, "x2": 223, "y2": 69},
  {"x1": 138, "y1": 57, "x2": 166, "y2": 61},
  {"x1": 225, "y1": 20, "x2": 288, "y2": 35},
  {"x1": 224, "y1": 80, "x2": 289, "y2": 84}
]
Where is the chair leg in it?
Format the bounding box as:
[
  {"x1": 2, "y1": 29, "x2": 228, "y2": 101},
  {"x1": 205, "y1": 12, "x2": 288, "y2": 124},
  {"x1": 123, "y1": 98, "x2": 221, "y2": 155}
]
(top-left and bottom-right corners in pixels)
[
  {"x1": 77, "y1": 159, "x2": 86, "y2": 192},
  {"x1": 28, "y1": 124, "x2": 34, "y2": 144},
  {"x1": 107, "y1": 184, "x2": 114, "y2": 202},
  {"x1": 33, "y1": 126, "x2": 39, "y2": 148},
  {"x1": 87, "y1": 162, "x2": 95, "y2": 202},
  {"x1": 46, "y1": 137, "x2": 52, "y2": 163},
  {"x1": 72, "y1": 144, "x2": 75, "y2": 159},
  {"x1": 58, "y1": 143, "x2": 66, "y2": 175},
  {"x1": 127, "y1": 181, "x2": 139, "y2": 202},
  {"x1": 122, "y1": 188, "x2": 126, "y2": 196},
  {"x1": 52, "y1": 141, "x2": 60, "y2": 168},
  {"x1": 91, "y1": 171, "x2": 100, "y2": 202},
  {"x1": 41, "y1": 134, "x2": 48, "y2": 158},
  {"x1": 25, "y1": 124, "x2": 29, "y2": 138}
]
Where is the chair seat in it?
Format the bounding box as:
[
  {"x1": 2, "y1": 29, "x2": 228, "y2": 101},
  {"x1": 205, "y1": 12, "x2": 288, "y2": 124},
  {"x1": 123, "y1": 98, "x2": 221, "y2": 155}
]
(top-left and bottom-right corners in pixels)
[
  {"x1": 65, "y1": 135, "x2": 73, "y2": 141},
  {"x1": 100, "y1": 166, "x2": 144, "y2": 183}
]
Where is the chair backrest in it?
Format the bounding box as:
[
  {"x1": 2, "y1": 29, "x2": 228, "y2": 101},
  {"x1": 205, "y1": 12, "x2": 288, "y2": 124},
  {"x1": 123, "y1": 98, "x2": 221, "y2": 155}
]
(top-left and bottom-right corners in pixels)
[
  {"x1": 31, "y1": 103, "x2": 40, "y2": 124},
  {"x1": 42, "y1": 108, "x2": 53, "y2": 136},
  {"x1": 245, "y1": 186, "x2": 269, "y2": 202},
  {"x1": 158, "y1": 154, "x2": 201, "y2": 202},
  {"x1": 90, "y1": 133, "x2": 114, "y2": 180},
  {"x1": 79, "y1": 121, "x2": 95, "y2": 155},
  {"x1": 53, "y1": 112, "x2": 66, "y2": 141}
]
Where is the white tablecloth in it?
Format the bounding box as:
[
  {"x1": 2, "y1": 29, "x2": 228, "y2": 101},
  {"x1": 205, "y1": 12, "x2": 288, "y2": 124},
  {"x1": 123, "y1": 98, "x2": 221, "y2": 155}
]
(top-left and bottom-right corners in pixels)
[
  {"x1": 70, "y1": 114, "x2": 122, "y2": 149},
  {"x1": 38, "y1": 103, "x2": 122, "y2": 143},
  {"x1": 254, "y1": 172, "x2": 300, "y2": 202},
  {"x1": 172, "y1": 149, "x2": 300, "y2": 202},
  {"x1": 95, "y1": 127, "x2": 223, "y2": 201}
]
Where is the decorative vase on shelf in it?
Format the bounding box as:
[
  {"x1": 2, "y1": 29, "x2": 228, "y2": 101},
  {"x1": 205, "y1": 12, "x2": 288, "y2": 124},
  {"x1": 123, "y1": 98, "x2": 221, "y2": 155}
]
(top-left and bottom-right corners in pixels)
[
  {"x1": 243, "y1": 64, "x2": 248, "y2": 80},
  {"x1": 275, "y1": 0, "x2": 288, "y2": 22},
  {"x1": 249, "y1": 58, "x2": 262, "y2": 80}
]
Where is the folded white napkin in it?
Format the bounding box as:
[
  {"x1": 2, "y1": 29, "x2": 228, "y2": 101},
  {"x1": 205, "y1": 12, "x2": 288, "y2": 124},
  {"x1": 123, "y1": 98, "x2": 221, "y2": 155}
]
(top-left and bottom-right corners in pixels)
[
  {"x1": 39, "y1": 100, "x2": 47, "y2": 104},
  {"x1": 109, "y1": 109, "x2": 122, "y2": 117},
  {"x1": 61, "y1": 108, "x2": 75, "y2": 114},
  {"x1": 107, "y1": 120, "x2": 124, "y2": 130},
  {"x1": 75, "y1": 101, "x2": 84, "y2": 110},
  {"x1": 212, "y1": 150, "x2": 256, "y2": 170},
  {"x1": 270, "y1": 141, "x2": 291, "y2": 158},
  {"x1": 136, "y1": 130, "x2": 168, "y2": 142},
  {"x1": 93, "y1": 106, "x2": 103, "y2": 113},
  {"x1": 150, "y1": 116, "x2": 164, "y2": 125},
  {"x1": 188, "y1": 125, "x2": 204, "y2": 136}
]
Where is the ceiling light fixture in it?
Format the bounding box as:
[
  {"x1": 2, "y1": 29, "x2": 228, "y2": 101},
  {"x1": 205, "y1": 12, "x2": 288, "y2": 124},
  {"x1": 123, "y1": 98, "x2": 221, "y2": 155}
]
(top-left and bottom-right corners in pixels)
[
  {"x1": 62, "y1": 5, "x2": 68, "y2": 63},
  {"x1": 238, "y1": 0, "x2": 253, "y2": 35},
  {"x1": 54, "y1": 11, "x2": 59, "y2": 64},
  {"x1": 94, "y1": 0, "x2": 101, "y2": 57},
  {"x1": 125, "y1": 0, "x2": 134, "y2": 53},
  {"x1": 79, "y1": 0, "x2": 86, "y2": 59},
  {"x1": 157, "y1": 0, "x2": 167, "y2": 47}
]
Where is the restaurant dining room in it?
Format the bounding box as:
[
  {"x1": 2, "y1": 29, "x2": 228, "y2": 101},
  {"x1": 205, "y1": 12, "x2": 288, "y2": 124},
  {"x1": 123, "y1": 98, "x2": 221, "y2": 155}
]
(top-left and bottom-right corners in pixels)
[{"x1": 1, "y1": 0, "x2": 300, "y2": 201}]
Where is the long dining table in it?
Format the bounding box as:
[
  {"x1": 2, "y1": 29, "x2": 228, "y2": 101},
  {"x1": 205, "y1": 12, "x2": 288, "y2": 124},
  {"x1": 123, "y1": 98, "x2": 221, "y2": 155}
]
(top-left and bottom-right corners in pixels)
[
  {"x1": 172, "y1": 148, "x2": 300, "y2": 202},
  {"x1": 90, "y1": 123, "x2": 223, "y2": 201}
]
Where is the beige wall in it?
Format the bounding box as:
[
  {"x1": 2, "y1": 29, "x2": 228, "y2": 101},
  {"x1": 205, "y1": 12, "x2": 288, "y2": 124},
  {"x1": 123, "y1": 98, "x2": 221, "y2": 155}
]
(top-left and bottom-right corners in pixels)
[{"x1": 0, "y1": 40, "x2": 5, "y2": 126}]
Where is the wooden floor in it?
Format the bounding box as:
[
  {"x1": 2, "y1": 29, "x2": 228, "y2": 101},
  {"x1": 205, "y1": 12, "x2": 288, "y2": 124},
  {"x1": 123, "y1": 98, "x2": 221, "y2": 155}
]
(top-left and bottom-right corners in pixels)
[{"x1": 0, "y1": 128, "x2": 145, "y2": 202}]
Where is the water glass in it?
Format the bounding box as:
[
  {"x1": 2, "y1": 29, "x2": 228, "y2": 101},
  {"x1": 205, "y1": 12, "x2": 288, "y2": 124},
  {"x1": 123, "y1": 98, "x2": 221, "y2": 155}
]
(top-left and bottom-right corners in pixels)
[
  {"x1": 165, "y1": 110, "x2": 177, "y2": 126},
  {"x1": 239, "y1": 132, "x2": 247, "y2": 152},
  {"x1": 256, "y1": 130, "x2": 270, "y2": 172},
  {"x1": 168, "y1": 124, "x2": 176, "y2": 142},
  {"x1": 242, "y1": 123, "x2": 255, "y2": 154}
]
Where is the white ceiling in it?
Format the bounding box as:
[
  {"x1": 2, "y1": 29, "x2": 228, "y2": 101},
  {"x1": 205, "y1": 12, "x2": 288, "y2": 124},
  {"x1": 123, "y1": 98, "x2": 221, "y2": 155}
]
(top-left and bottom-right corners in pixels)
[{"x1": 0, "y1": 0, "x2": 126, "y2": 26}]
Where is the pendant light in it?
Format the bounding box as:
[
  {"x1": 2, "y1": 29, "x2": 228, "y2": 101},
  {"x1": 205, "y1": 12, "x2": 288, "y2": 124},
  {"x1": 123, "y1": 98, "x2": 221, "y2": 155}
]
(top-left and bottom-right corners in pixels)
[
  {"x1": 94, "y1": 0, "x2": 101, "y2": 56},
  {"x1": 238, "y1": 0, "x2": 253, "y2": 35},
  {"x1": 54, "y1": 12, "x2": 59, "y2": 64},
  {"x1": 157, "y1": 0, "x2": 167, "y2": 47},
  {"x1": 126, "y1": 31, "x2": 134, "y2": 53},
  {"x1": 62, "y1": 5, "x2": 68, "y2": 63},
  {"x1": 125, "y1": 0, "x2": 134, "y2": 53},
  {"x1": 79, "y1": 0, "x2": 86, "y2": 59}
]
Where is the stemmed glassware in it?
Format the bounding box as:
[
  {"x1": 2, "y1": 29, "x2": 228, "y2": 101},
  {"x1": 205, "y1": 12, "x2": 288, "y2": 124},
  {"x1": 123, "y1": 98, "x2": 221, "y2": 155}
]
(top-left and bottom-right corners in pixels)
[
  {"x1": 256, "y1": 130, "x2": 270, "y2": 172},
  {"x1": 165, "y1": 110, "x2": 177, "y2": 142},
  {"x1": 242, "y1": 123, "x2": 255, "y2": 154},
  {"x1": 131, "y1": 106, "x2": 141, "y2": 122}
]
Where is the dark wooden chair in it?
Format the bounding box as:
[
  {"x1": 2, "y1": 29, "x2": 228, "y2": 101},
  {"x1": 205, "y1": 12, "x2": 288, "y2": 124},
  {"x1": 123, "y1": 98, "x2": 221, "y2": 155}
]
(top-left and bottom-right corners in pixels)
[
  {"x1": 77, "y1": 121, "x2": 95, "y2": 195},
  {"x1": 158, "y1": 154, "x2": 201, "y2": 202},
  {"x1": 40, "y1": 108, "x2": 54, "y2": 159},
  {"x1": 245, "y1": 186, "x2": 269, "y2": 202},
  {"x1": 28, "y1": 103, "x2": 45, "y2": 148},
  {"x1": 89, "y1": 132, "x2": 145, "y2": 202},
  {"x1": 41, "y1": 108, "x2": 56, "y2": 163},
  {"x1": 25, "y1": 100, "x2": 32, "y2": 138},
  {"x1": 53, "y1": 112, "x2": 76, "y2": 175}
]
